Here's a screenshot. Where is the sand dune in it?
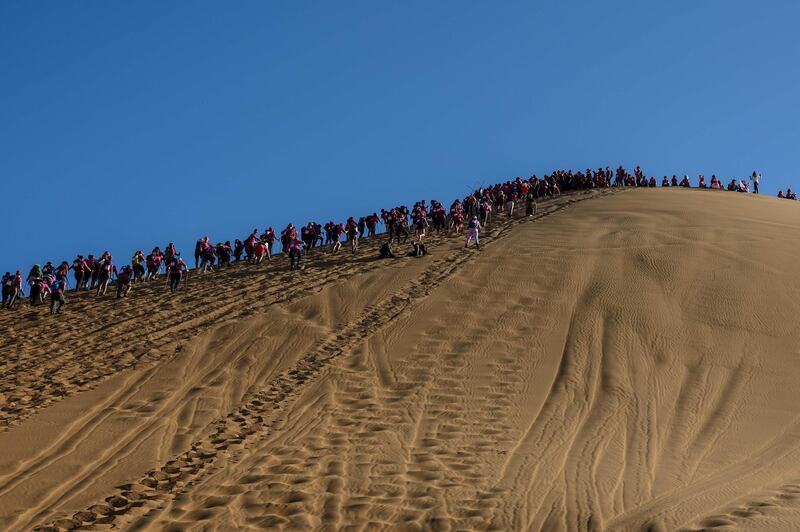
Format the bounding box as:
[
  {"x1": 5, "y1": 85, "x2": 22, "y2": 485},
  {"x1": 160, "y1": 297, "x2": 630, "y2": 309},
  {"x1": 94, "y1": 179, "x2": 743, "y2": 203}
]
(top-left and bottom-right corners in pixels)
[{"x1": 4, "y1": 188, "x2": 800, "y2": 531}]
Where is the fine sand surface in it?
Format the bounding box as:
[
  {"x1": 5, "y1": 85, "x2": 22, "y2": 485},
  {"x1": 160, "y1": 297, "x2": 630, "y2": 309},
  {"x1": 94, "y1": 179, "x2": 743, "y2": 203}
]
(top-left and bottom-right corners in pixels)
[{"x1": 3, "y1": 188, "x2": 800, "y2": 531}]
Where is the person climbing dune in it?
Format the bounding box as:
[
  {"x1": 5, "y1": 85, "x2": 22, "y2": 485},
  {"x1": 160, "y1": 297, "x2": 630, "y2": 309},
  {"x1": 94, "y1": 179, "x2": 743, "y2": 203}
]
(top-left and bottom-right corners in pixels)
[
  {"x1": 465, "y1": 215, "x2": 481, "y2": 249},
  {"x1": 167, "y1": 253, "x2": 188, "y2": 293}
]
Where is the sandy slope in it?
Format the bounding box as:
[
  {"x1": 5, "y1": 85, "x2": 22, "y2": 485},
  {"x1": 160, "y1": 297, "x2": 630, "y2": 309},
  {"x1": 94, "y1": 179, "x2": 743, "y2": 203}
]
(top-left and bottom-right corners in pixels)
[{"x1": 4, "y1": 188, "x2": 800, "y2": 531}]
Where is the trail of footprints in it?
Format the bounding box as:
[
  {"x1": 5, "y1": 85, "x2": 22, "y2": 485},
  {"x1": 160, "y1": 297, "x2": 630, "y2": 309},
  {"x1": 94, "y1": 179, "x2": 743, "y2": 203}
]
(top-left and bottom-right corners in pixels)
[
  {"x1": 0, "y1": 224, "x2": 454, "y2": 429},
  {"x1": 33, "y1": 190, "x2": 615, "y2": 531}
]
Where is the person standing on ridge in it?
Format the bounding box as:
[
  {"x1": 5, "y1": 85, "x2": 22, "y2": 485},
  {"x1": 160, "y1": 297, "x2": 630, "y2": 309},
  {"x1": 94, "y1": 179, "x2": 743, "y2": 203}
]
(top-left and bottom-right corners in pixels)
[{"x1": 751, "y1": 171, "x2": 760, "y2": 194}]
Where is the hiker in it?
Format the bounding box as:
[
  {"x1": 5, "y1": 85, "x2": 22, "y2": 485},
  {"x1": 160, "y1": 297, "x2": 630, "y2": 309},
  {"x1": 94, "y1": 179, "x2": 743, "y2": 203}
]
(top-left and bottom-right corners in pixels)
[
  {"x1": 506, "y1": 189, "x2": 517, "y2": 218},
  {"x1": 145, "y1": 249, "x2": 162, "y2": 280},
  {"x1": 449, "y1": 200, "x2": 463, "y2": 232},
  {"x1": 116, "y1": 264, "x2": 133, "y2": 298},
  {"x1": 216, "y1": 241, "x2": 232, "y2": 268},
  {"x1": 7, "y1": 271, "x2": 23, "y2": 309},
  {"x1": 91, "y1": 255, "x2": 104, "y2": 290},
  {"x1": 40, "y1": 274, "x2": 53, "y2": 302},
  {"x1": 289, "y1": 237, "x2": 304, "y2": 270},
  {"x1": 679, "y1": 175, "x2": 690, "y2": 187},
  {"x1": 281, "y1": 224, "x2": 297, "y2": 253},
  {"x1": 346, "y1": 218, "x2": 360, "y2": 254},
  {"x1": 412, "y1": 208, "x2": 428, "y2": 242},
  {"x1": 379, "y1": 242, "x2": 395, "y2": 259},
  {"x1": 262, "y1": 228, "x2": 276, "y2": 256},
  {"x1": 194, "y1": 237, "x2": 208, "y2": 269},
  {"x1": 357, "y1": 216, "x2": 367, "y2": 239},
  {"x1": 29, "y1": 277, "x2": 45, "y2": 306},
  {"x1": 167, "y1": 254, "x2": 188, "y2": 292},
  {"x1": 49, "y1": 275, "x2": 67, "y2": 314},
  {"x1": 56, "y1": 261, "x2": 69, "y2": 279},
  {"x1": 465, "y1": 215, "x2": 481, "y2": 249},
  {"x1": 233, "y1": 239, "x2": 245, "y2": 262},
  {"x1": 27, "y1": 264, "x2": 44, "y2": 305},
  {"x1": 451, "y1": 210, "x2": 464, "y2": 233},
  {"x1": 199, "y1": 240, "x2": 217, "y2": 271},
  {"x1": 394, "y1": 216, "x2": 409, "y2": 244},
  {"x1": 301, "y1": 223, "x2": 312, "y2": 251},
  {"x1": 431, "y1": 203, "x2": 447, "y2": 233},
  {"x1": 330, "y1": 222, "x2": 344, "y2": 253},
  {"x1": 96, "y1": 255, "x2": 113, "y2": 296},
  {"x1": 132, "y1": 250, "x2": 146, "y2": 281},
  {"x1": 1, "y1": 272, "x2": 13, "y2": 308},
  {"x1": 751, "y1": 171, "x2": 760, "y2": 194},
  {"x1": 42, "y1": 262, "x2": 54, "y2": 276},
  {"x1": 366, "y1": 213, "x2": 379, "y2": 237},
  {"x1": 245, "y1": 230, "x2": 259, "y2": 262},
  {"x1": 480, "y1": 200, "x2": 492, "y2": 225},
  {"x1": 698, "y1": 175, "x2": 706, "y2": 188},
  {"x1": 410, "y1": 242, "x2": 428, "y2": 257},
  {"x1": 661, "y1": 176, "x2": 670, "y2": 187},
  {"x1": 252, "y1": 241, "x2": 268, "y2": 264},
  {"x1": 164, "y1": 242, "x2": 177, "y2": 266},
  {"x1": 71, "y1": 256, "x2": 87, "y2": 291},
  {"x1": 525, "y1": 193, "x2": 537, "y2": 217}
]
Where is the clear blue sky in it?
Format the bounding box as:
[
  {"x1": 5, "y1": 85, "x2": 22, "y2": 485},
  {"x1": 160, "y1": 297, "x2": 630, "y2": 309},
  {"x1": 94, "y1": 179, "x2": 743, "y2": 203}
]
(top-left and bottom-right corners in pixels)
[{"x1": 2, "y1": 1, "x2": 798, "y2": 273}]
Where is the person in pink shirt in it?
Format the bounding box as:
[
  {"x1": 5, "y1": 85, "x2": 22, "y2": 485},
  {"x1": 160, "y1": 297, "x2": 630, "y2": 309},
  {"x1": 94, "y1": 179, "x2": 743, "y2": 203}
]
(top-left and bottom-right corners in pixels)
[{"x1": 289, "y1": 238, "x2": 304, "y2": 270}]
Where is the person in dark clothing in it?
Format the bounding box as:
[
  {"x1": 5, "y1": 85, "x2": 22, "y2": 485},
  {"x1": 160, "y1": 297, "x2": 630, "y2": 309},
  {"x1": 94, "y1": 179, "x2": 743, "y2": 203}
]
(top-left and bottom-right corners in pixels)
[
  {"x1": 379, "y1": 242, "x2": 395, "y2": 259},
  {"x1": 50, "y1": 276, "x2": 67, "y2": 314}
]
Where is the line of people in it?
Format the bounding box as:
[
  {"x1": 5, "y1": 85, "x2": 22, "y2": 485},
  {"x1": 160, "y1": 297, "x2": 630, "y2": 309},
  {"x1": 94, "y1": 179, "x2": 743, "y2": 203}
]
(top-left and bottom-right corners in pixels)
[{"x1": 1, "y1": 166, "x2": 772, "y2": 314}]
